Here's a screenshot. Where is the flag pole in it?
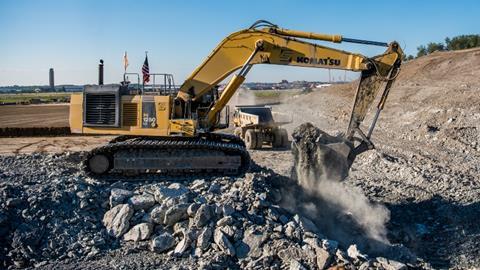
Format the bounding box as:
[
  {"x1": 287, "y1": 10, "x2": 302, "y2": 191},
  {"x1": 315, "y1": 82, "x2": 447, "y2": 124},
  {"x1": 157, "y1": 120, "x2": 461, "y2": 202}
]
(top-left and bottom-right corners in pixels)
[
  {"x1": 142, "y1": 51, "x2": 148, "y2": 94},
  {"x1": 123, "y1": 51, "x2": 128, "y2": 83}
]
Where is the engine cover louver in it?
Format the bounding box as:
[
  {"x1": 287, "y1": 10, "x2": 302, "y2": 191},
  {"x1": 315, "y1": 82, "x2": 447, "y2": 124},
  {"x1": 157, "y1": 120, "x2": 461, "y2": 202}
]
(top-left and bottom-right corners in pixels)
[
  {"x1": 122, "y1": 103, "x2": 138, "y2": 126},
  {"x1": 84, "y1": 93, "x2": 119, "y2": 126}
]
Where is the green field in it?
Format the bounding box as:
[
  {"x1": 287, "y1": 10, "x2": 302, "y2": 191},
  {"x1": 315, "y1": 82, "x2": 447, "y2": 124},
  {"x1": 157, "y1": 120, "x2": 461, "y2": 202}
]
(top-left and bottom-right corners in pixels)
[{"x1": 0, "y1": 92, "x2": 72, "y2": 104}]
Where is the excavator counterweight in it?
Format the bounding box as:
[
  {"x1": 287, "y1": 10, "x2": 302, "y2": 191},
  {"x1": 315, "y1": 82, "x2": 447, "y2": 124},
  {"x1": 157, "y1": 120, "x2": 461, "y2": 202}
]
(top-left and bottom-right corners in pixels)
[{"x1": 69, "y1": 20, "x2": 403, "y2": 177}]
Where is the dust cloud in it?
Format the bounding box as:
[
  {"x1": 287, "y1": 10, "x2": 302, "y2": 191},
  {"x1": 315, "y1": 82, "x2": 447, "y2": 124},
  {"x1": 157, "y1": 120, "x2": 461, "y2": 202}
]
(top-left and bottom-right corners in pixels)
[
  {"x1": 280, "y1": 122, "x2": 391, "y2": 252},
  {"x1": 228, "y1": 88, "x2": 258, "y2": 107}
]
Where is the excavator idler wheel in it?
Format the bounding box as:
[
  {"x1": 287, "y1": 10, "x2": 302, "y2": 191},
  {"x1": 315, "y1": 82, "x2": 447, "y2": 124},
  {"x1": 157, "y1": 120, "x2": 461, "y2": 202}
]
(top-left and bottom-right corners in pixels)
[
  {"x1": 244, "y1": 129, "x2": 257, "y2": 150},
  {"x1": 88, "y1": 154, "x2": 111, "y2": 175}
]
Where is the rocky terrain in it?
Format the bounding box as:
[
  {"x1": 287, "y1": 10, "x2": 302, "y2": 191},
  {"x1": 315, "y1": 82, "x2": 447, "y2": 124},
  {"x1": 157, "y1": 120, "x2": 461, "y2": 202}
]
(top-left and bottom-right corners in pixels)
[
  {"x1": 0, "y1": 151, "x2": 426, "y2": 270},
  {"x1": 269, "y1": 48, "x2": 480, "y2": 269},
  {"x1": 0, "y1": 48, "x2": 479, "y2": 269}
]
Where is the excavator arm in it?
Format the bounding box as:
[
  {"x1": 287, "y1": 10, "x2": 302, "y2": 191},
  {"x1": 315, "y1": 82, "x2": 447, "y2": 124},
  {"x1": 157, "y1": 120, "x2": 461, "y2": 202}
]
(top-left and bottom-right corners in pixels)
[{"x1": 176, "y1": 20, "x2": 403, "y2": 156}]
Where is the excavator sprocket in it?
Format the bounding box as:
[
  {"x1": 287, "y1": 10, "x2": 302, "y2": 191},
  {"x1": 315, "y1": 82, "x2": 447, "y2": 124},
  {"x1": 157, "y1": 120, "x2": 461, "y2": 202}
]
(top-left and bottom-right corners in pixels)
[{"x1": 83, "y1": 133, "x2": 250, "y2": 179}]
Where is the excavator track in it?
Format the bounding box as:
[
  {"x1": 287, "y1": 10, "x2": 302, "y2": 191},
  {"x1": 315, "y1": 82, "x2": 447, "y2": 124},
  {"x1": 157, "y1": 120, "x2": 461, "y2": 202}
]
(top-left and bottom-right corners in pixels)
[{"x1": 83, "y1": 133, "x2": 250, "y2": 180}]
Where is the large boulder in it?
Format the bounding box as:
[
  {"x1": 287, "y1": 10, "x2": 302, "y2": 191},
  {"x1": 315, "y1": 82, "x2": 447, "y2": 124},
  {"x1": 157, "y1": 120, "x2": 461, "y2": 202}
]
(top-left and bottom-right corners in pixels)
[
  {"x1": 197, "y1": 226, "x2": 213, "y2": 251},
  {"x1": 316, "y1": 248, "x2": 332, "y2": 269},
  {"x1": 103, "y1": 204, "x2": 134, "y2": 238},
  {"x1": 236, "y1": 228, "x2": 268, "y2": 259},
  {"x1": 213, "y1": 228, "x2": 236, "y2": 256},
  {"x1": 277, "y1": 243, "x2": 317, "y2": 268},
  {"x1": 123, "y1": 223, "x2": 153, "y2": 242},
  {"x1": 163, "y1": 203, "x2": 189, "y2": 226},
  {"x1": 293, "y1": 214, "x2": 319, "y2": 233},
  {"x1": 150, "y1": 204, "x2": 168, "y2": 224},
  {"x1": 187, "y1": 203, "x2": 200, "y2": 217},
  {"x1": 150, "y1": 232, "x2": 175, "y2": 253},
  {"x1": 154, "y1": 183, "x2": 189, "y2": 203},
  {"x1": 109, "y1": 188, "x2": 134, "y2": 208},
  {"x1": 128, "y1": 194, "x2": 156, "y2": 210},
  {"x1": 174, "y1": 230, "x2": 194, "y2": 256},
  {"x1": 192, "y1": 204, "x2": 214, "y2": 228}
]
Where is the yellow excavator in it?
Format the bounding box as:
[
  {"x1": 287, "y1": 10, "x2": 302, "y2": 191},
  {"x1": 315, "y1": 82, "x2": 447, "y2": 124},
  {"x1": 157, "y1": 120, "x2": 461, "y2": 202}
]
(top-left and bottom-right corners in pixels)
[{"x1": 69, "y1": 20, "x2": 403, "y2": 176}]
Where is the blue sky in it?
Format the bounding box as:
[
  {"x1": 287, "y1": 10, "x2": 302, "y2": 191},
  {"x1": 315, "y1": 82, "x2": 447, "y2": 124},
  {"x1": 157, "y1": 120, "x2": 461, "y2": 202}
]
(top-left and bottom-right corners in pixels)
[{"x1": 0, "y1": 0, "x2": 479, "y2": 86}]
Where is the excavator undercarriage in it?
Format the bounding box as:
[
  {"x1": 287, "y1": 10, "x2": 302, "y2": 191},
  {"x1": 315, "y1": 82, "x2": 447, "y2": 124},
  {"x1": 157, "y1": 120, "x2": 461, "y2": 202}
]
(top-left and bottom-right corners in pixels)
[{"x1": 85, "y1": 133, "x2": 249, "y2": 176}]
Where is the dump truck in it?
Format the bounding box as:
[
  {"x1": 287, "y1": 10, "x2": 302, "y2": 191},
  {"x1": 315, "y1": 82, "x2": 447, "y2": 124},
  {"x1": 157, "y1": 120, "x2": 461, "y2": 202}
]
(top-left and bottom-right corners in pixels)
[
  {"x1": 69, "y1": 20, "x2": 403, "y2": 177},
  {"x1": 233, "y1": 106, "x2": 289, "y2": 149}
]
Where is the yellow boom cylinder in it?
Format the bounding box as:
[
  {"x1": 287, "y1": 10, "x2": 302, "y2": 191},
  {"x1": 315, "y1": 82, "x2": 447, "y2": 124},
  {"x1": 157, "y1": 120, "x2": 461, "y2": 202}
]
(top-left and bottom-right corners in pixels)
[
  {"x1": 273, "y1": 28, "x2": 342, "y2": 43},
  {"x1": 206, "y1": 74, "x2": 246, "y2": 126}
]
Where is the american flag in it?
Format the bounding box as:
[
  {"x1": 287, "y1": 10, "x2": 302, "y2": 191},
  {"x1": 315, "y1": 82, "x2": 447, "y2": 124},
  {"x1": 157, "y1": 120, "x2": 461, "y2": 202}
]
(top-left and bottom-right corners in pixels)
[{"x1": 142, "y1": 55, "x2": 150, "y2": 83}]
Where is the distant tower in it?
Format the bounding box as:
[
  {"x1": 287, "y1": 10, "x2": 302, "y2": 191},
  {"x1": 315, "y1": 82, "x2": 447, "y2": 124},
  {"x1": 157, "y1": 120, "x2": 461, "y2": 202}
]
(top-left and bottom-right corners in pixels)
[{"x1": 49, "y1": 68, "x2": 55, "y2": 90}]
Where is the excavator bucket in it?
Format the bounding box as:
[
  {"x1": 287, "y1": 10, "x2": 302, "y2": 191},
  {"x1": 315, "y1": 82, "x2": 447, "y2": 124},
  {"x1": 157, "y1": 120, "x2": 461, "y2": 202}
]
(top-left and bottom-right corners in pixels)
[
  {"x1": 346, "y1": 46, "x2": 402, "y2": 159},
  {"x1": 291, "y1": 123, "x2": 354, "y2": 182},
  {"x1": 347, "y1": 69, "x2": 386, "y2": 136}
]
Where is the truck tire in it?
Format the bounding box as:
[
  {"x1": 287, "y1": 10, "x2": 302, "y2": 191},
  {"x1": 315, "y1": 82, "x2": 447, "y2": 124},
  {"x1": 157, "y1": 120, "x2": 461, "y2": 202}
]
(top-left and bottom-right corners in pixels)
[
  {"x1": 234, "y1": 127, "x2": 242, "y2": 138},
  {"x1": 255, "y1": 131, "x2": 263, "y2": 149},
  {"x1": 244, "y1": 129, "x2": 257, "y2": 150},
  {"x1": 272, "y1": 129, "x2": 283, "y2": 148},
  {"x1": 280, "y1": 128, "x2": 289, "y2": 148}
]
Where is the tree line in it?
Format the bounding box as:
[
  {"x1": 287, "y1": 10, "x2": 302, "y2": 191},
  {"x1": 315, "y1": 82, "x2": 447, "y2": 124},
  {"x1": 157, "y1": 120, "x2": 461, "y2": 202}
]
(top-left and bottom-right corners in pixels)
[{"x1": 403, "y1": 34, "x2": 480, "y2": 61}]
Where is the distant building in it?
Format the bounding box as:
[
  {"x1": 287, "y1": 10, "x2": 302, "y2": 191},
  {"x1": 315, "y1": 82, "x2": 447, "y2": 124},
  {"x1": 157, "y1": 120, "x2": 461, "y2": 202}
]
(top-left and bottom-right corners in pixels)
[
  {"x1": 49, "y1": 68, "x2": 54, "y2": 90},
  {"x1": 63, "y1": 85, "x2": 84, "y2": 92}
]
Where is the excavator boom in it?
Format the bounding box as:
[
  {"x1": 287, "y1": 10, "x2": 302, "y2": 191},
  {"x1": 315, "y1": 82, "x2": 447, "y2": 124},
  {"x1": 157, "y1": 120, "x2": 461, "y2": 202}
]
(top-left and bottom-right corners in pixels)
[
  {"x1": 175, "y1": 20, "x2": 402, "y2": 155},
  {"x1": 176, "y1": 26, "x2": 371, "y2": 103}
]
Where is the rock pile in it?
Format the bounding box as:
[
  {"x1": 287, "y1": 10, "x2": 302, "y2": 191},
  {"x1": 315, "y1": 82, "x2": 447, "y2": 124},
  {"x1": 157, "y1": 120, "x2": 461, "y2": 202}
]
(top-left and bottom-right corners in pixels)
[
  {"x1": 99, "y1": 171, "x2": 417, "y2": 269},
  {"x1": 0, "y1": 153, "x2": 112, "y2": 268},
  {"x1": 0, "y1": 152, "x2": 426, "y2": 269}
]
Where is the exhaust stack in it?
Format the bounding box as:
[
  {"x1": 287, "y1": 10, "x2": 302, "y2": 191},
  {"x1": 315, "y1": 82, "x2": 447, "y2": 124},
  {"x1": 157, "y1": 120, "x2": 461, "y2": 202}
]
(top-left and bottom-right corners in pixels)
[{"x1": 98, "y1": 59, "x2": 104, "y2": 85}]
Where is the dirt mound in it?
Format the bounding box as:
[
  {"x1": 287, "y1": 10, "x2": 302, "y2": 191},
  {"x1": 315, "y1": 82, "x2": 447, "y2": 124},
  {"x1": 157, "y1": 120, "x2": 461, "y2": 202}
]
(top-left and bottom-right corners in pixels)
[
  {"x1": 396, "y1": 47, "x2": 480, "y2": 88},
  {"x1": 284, "y1": 47, "x2": 480, "y2": 114}
]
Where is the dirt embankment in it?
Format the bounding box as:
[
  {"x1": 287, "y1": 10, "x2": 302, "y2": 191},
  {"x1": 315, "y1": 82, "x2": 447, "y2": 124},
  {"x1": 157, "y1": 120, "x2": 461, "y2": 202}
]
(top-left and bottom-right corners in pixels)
[
  {"x1": 269, "y1": 47, "x2": 480, "y2": 268},
  {"x1": 0, "y1": 104, "x2": 70, "y2": 137},
  {"x1": 0, "y1": 104, "x2": 69, "y2": 128}
]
